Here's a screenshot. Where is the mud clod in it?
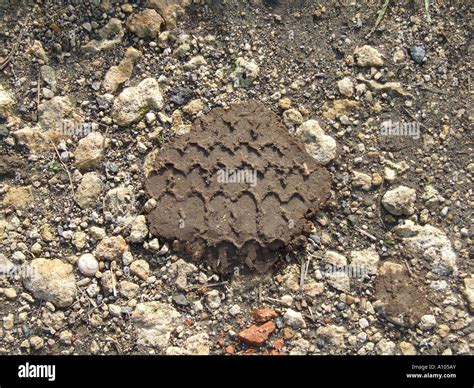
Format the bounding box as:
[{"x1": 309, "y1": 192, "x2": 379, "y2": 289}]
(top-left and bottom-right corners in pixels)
[{"x1": 145, "y1": 101, "x2": 331, "y2": 273}]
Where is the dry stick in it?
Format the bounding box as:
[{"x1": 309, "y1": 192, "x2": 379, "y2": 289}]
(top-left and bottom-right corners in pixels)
[
  {"x1": 112, "y1": 339, "x2": 122, "y2": 355},
  {"x1": 427, "y1": 298, "x2": 442, "y2": 309},
  {"x1": 304, "y1": 258, "x2": 311, "y2": 281},
  {"x1": 49, "y1": 140, "x2": 75, "y2": 200},
  {"x1": 265, "y1": 296, "x2": 287, "y2": 305},
  {"x1": 185, "y1": 280, "x2": 229, "y2": 291},
  {"x1": 307, "y1": 238, "x2": 319, "y2": 249},
  {"x1": 35, "y1": 300, "x2": 44, "y2": 320},
  {"x1": 301, "y1": 312, "x2": 317, "y2": 323},
  {"x1": 416, "y1": 85, "x2": 450, "y2": 96},
  {"x1": 354, "y1": 226, "x2": 378, "y2": 242},
  {"x1": 36, "y1": 70, "x2": 41, "y2": 122},
  {"x1": 307, "y1": 306, "x2": 314, "y2": 320},
  {"x1": 378, "y1": 182, "x2": 387, "y2": 231},
  {"x1": 305, "y1": 248, "x2": 319, "y2": 259},
  {"x1": 111, "y1": 270, "x2": 117, "y2": 298},
  {"x1": 0, "y1": 17, "x2": 29, "y2": 71},
  {"x1": 86, "y1": 302, "x2": 104, "y2": 319},
  {"x1": 267, "y1": 296, "x2": 317, "y2": 321},
  {"x1": 398, "y1": 106, "x2": 429, "y2": 131},
  {"x1": 10, "y1": 63, "x2": 16, "y2": 80},
  {"x1": 299, "y1": 259, "x2": 306, "y2": 290},
  {"x1": 73, "y1": 286, "x2": 93, "y2": 312},
  {"x1": 404, "y1": 258, "x2": 414, "y2": 278}
]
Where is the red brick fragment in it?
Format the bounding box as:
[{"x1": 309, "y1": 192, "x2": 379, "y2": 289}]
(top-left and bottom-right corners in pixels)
[
  {"x1": 251, "y1": 308, "x2": 278, "y2": 323},
  {"x1": 238, "y1": 321, "x2": 276, "y2": 346}
]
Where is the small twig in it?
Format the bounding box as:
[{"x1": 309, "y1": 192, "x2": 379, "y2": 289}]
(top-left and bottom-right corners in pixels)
[
  {"x1": 111, "y1": 270, "x2": 117, "y2": 298},
  {"x1": 427, "y1": 298, "x2": 442, "y2": 309},
  {"x1": 416, "y1": 85, "x2": 450, "y2": 96},
  {"x1": 258, "y1": 283, "x2": 262, "y2": 306},
  {"x1": 0, "y1": 29, "x2": 24, "y2": 70},
  {"x1": 185, "y1": 280, "x2": 229, "y2": 291},
  {"x1": 304, "y1": 258, "x2": 310, "y2": 281},
  {"x1": 0, "y1": 17, "x2": 30, "y2": 71},
  {"x1": 378, "y1": 182, "x2": 387, "y2": 231},
  {"x1": 36, "y1": 69, "x2": 41, "y2": 122},
  {"x1": 299, "y1": 259, "x2": 306, "y2": 291},
  {"x1": 265, "y1": 297, "x2": 287, "y2": 306},
  {"x1": 112, "y1": 339, "x2": 122, "y2": 355},
  {"x1": 69, "y1": 287, "x2": 86, "y2": 310},
  {"x1": 49, "y1": 140, "x2": 75, "y2": 199},
  {"x1": 397, "y1": 106, "x2": 429, "y2": 131},
  {"x1": 35, "y1": 300, "x2": 44, "y2": 320},
  {"x1": 301, "y1": 312, "x2": 316, "y2": 323},
  {"x1": 354, "y1": 226, "x2": 378, "y2": 242},
  {"x1": 403, "y1": 259, "x2": 413, "y2": 277},
  {"x1": 307, "y1": 306, "x2": 314, "y2": 320},
  {"x1": 307, "y1": 235, "x2": 320, "y2": 249},
  {"x1": 305, "y1": 249, "x2": 321, "y2": 262},
  {"x1": 87, "y1": 302, "x2": 103, "y2": 319}
]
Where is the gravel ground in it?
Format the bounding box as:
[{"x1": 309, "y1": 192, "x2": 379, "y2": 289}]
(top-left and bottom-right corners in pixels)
[{"x1": 0, "y1": 0, "x2": 472, "y2": 356}]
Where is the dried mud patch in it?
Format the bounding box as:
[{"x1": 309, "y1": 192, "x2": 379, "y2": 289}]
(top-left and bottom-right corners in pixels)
[{"x1": 144, "y1": 101, "x2": 331, "y2": 273}]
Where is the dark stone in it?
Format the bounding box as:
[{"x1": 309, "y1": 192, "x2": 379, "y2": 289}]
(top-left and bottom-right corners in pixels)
[
  {"x1": 410, "y1": 45, "x2": 426, "y2": 64},
  {"x1": 170, "y1": 87, "x2": 194, "y2": 106}
]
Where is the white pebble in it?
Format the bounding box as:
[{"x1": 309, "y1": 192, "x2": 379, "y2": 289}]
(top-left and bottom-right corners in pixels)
[{"x1": 77, "y1": 254, "x2": 99, "y2": 277}]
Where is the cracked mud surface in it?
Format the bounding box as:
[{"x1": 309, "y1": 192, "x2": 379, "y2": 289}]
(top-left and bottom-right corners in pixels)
[{"x1": 145, "y1": 101, "x2": 331, "y2": 273}]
